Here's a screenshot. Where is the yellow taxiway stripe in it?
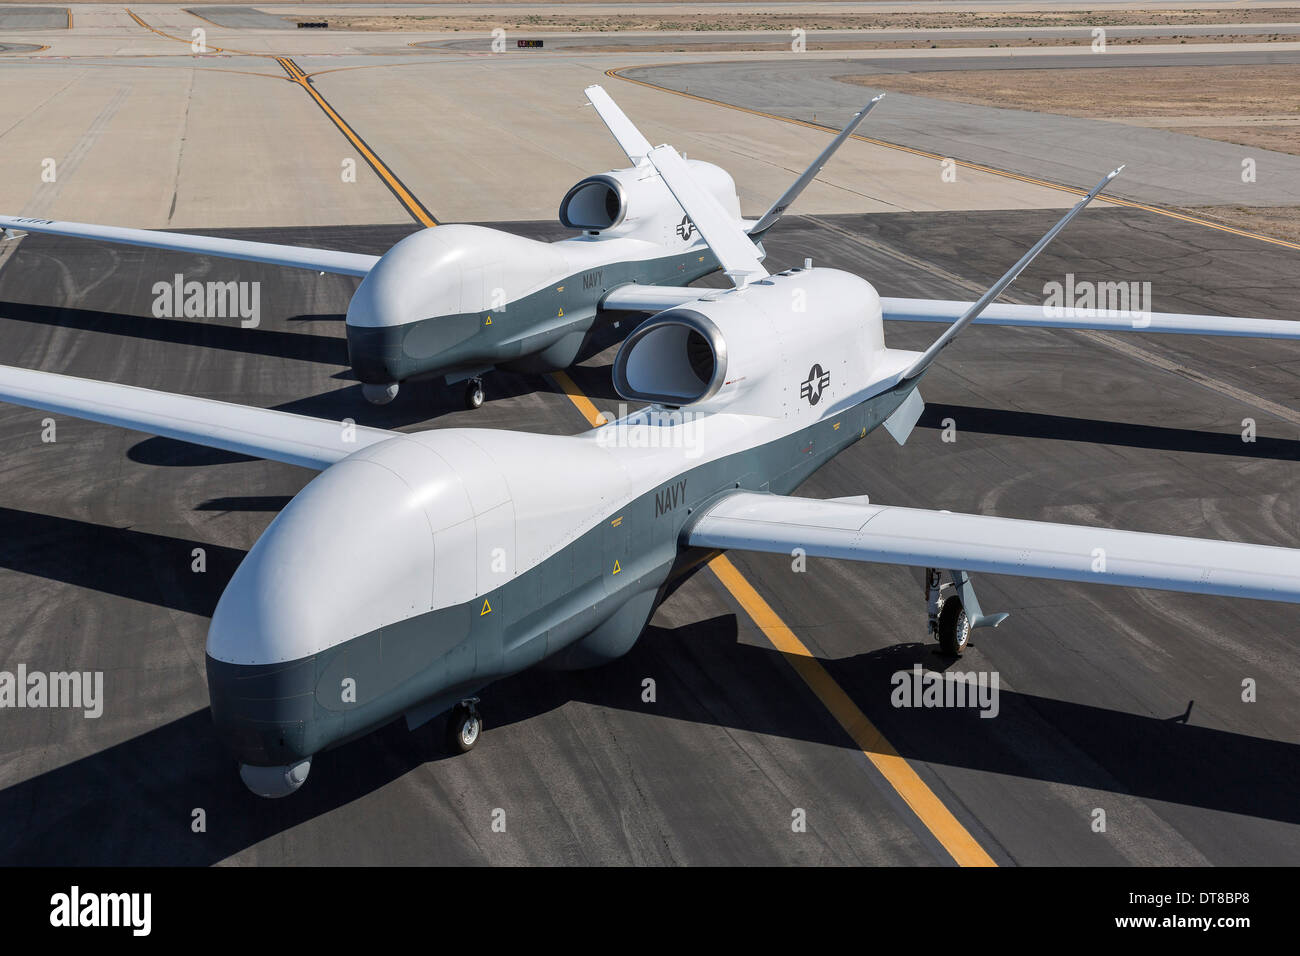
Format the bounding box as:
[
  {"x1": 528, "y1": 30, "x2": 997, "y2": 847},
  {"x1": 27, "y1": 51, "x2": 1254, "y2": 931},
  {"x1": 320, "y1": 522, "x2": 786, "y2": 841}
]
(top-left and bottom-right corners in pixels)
[
  {"x1": 709, "y1": 554, "x2": 998, "y2": 867},
  {"x1": 125, "y1": 7, "x2": 228, "y2": 53},
  {"x1": 276, "y1": 57, "x2": 437, "y2": 228},
  {"x1": 607, "y1": 67, "x2": 1300, "y2": 254},
  {"x1": 547, "y1": 370, "x2": 608, "y2": 427}
]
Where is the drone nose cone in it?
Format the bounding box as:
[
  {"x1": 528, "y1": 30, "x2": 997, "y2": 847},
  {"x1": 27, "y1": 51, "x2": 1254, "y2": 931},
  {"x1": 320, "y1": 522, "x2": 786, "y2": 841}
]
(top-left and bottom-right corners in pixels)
[
  {"x1": 206, "y1": 452, "x2": 434, "y2": 668},
  {"x1": 205, "y1": 446, "x2": 437, "y2": 766}
]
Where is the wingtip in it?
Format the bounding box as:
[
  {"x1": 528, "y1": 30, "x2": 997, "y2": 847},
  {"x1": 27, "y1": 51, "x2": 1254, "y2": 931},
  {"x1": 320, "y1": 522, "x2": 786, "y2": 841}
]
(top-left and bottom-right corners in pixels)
[{"x1": 1109, "y1": 164, "x2": 1126, "y2": 178}]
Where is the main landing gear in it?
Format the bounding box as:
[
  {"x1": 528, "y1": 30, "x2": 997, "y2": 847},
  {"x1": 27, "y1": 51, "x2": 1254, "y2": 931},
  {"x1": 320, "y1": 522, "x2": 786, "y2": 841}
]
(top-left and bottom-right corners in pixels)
[
  {"x1": 447, "y1": 697, "x2": 483, "y2": 753},
  {"x1": 464, "y1": 377, "x2": 485, "y2": 410},
  {"x1": 925, "y1": 568, "x2": 1010, "y2": 657}
]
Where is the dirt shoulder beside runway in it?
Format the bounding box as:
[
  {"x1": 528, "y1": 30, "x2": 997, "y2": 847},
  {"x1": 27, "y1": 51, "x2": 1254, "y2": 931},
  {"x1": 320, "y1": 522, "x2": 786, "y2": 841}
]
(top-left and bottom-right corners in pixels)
[
  {"x1": 838, "y1": 65, "x2": 1300, "y2": 156},
  {"x1": 310, "y1": 9, "x2": 1300, "y2": 33}
]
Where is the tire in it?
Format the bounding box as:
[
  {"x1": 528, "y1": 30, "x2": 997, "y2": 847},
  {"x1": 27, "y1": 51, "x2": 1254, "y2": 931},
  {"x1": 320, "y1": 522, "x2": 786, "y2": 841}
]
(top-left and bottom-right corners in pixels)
[
  {"x1": 465, "y1": 381, "x2": 485, "y2": 410},
  {"x1": 447, "y1": 703, "x2": 482, "y2": 753},
  {"x1": 937, "y1": 598, "x2": 971, "y2": 657}
]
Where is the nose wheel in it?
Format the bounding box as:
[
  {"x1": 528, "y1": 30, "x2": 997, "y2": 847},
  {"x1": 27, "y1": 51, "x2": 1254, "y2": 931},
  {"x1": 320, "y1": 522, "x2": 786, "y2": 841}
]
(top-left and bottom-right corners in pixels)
[
  {"x1": 464, "y1": 378, "x2": 485, "y2": 410},
  {"x1": 447, "y1": 697, "x2": 483, "y2": 753}
]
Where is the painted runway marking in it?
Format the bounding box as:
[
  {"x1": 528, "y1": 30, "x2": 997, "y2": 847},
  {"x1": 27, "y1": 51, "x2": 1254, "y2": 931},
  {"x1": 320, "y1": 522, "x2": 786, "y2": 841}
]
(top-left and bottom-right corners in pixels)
[
  {"x1": 276, "y1": 57, "x2": 437, "y2": 228},
  {"x1": 708, "y1": 554, "x2": 997, "y2": 867},
  {"x1": 547, "y1": 369, "x2": 607, "y2": 427}
]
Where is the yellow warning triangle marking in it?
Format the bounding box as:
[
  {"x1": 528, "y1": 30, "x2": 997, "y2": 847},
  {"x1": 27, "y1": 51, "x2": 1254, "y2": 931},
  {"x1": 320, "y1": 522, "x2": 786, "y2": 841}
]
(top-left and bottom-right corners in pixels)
[
  {"x1": 480, "y1": 599, "x2": 492, "y2": 615},
  {"x1": 485, "y1": 316, "x2": 492, "y2": 325},
  {"x1": 558, "y1": 308, "x2": 564, "y2": 317},
  {"x1": 612, "y1": 560, "x2": 621, "y2": 575}
]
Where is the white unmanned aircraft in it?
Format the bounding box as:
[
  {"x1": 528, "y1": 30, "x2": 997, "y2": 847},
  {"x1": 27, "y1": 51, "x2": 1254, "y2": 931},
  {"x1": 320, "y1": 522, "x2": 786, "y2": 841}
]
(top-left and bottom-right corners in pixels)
[
  {"x1": 2, "y1": 91, "x2": 1299, "y2": 798},
  {"x1": 0, "y1": 86, "x2": 881, "y2": 410}
]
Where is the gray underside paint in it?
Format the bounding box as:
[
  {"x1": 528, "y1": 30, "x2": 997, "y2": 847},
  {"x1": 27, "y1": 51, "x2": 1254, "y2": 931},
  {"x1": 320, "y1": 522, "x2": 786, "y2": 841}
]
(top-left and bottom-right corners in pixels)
[
  {"x1": 207, "y1": 378, "x2": 919, "y2": 767},
  {"x1": 346, "y1": 248, "x2": 721, "y2": 385}
]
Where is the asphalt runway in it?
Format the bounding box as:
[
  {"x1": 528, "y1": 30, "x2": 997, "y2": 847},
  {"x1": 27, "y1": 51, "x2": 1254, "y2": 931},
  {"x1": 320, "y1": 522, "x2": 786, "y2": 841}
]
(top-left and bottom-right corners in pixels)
[
  {"x1": 0, "y1": 206, "x2": 1296, "y2": 865},
  {"x1": 627, "y1": 53, "x2": 1300, "y2": 208},
  {"x1": 0, "y1": 6, "x2": 65, "y2": 30},
  {"x1": 187, "y1": 5, "x2": 294, "y2": 29}
]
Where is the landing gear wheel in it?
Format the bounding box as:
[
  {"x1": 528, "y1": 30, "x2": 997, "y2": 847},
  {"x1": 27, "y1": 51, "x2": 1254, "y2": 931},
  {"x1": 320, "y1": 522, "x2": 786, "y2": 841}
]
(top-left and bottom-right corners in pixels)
[
  {"x1": 447, "y1": 698, "x2": 482, "y2": 753},
  {"x1": 464, "y1": 379, "x2": 485, "y2": 410},
  {"x1": 937, "y1": 598, "x2": 971, "y2": 657}
]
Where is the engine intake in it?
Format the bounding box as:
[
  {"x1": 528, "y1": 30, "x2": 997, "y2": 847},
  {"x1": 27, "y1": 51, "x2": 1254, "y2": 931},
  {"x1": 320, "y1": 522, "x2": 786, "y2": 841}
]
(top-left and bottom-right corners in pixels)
[
  {"x1": 613, "y1": 310, "x2": 727, "y2": 406},
  {"x1": 559, "y1": 175, "x2": 627, "y2": 231}
]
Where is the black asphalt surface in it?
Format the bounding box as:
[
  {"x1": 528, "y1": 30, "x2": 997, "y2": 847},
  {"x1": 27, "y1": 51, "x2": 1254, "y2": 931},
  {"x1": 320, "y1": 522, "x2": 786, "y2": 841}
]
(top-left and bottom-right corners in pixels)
[
  {"x1": 0, "y1": 208, "x2": 1297, "y2": 864},
  {"x1": 186, "y1": 6, "x2": 294, "y2": 30}
]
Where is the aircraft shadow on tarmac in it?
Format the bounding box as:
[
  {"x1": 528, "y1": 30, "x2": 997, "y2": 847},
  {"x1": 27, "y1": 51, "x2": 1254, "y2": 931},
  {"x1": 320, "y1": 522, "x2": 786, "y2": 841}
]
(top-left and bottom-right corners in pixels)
[
  {"x1": 919, "y1": 404, "x2": 1300, "y2": 462},
  {"x1": 0, "y1": 300, "x2": 349, "y2": 367},
  {"x1": 0, "y1": 588, "x2": 1296, "y2": 864},
  {"x1": 0, "y1": 507, "x2": 240, "y2": 617}
]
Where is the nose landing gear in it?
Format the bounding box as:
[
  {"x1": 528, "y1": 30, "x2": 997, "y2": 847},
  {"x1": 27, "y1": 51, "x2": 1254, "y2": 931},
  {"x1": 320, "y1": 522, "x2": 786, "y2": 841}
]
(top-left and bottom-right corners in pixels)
[
  {"x1": 464, "y1": 378, "x2": 485, "y2": 410},
  {"x1": 447, "y1": 697, "x2": 483, "y2": 753}
]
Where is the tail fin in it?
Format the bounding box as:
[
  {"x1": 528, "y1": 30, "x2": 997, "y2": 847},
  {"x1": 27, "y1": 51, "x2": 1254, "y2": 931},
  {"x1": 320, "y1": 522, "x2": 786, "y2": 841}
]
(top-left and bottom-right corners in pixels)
[
  {"x1": 584, "y1": 85, "x2": 654, "y2": 166},
  {"x1": 644, "y1": 144, "x2": 769, "y2": 286},
  {"x1": 903, "y1": 166, "x2": 1124, "y2": 379},
  {"x1": 748, "y1": 93, "x2": 885, "y2": 240}
]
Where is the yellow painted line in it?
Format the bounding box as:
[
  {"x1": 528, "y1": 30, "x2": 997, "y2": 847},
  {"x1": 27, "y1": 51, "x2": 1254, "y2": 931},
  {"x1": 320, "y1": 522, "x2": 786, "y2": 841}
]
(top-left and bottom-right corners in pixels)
[
  {"x1": 709, "y1": 554, "x2": 997, "y2": 867},
  {"x1": 276, "y1": 57, "x2": 437, "y2": 227},
  {"x1": 125, "y1": 7, "x2": 227, "y2": 53},
  {"x1": 66, "y1": 8, "x2": 72, "y2": 29},
  {"x1": 607, "y1": 67, "x2": 1300, "y2": 254},
  {"x1": 546, "y1": 369, "x2": 607, "y2": 426}
]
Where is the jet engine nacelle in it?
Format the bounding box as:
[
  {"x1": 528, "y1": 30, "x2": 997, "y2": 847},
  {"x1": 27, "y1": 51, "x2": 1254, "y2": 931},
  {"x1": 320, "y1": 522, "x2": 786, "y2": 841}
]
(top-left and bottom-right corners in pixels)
[
  {"x1": 558, "y1": 161, "x2": 742, "y2": 243},
  {"x1": 611, "y1": 268, "x2": 886, "y2": 416}
]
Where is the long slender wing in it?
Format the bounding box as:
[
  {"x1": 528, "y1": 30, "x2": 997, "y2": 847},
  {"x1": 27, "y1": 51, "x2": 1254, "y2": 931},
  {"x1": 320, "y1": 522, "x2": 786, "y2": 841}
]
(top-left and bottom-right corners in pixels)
[
  {"x1": 688, "y1": 492, "x2": 1300, "y2": 604},
  {"x1": 881, "y1": 298, "x2": 1300, "y2": 339},
  {"x1": 0, "y1": 365, "x2": 395, "y2": 470},
  {"x1": 584, "y1": 85, "x2": 654, "y2": 165},
  {"x1": 748, "y1": 93, "x2": 885, "y2": 239},
  {"x1": 902, "y1": 167, "x2": 1123, "y2": 379},
  {"x1": 0, "y1": 216, "x2": 379, "y2": 277},
  {"x1": 644, "y1": 144, "x2": 768, "y2": 285}
]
